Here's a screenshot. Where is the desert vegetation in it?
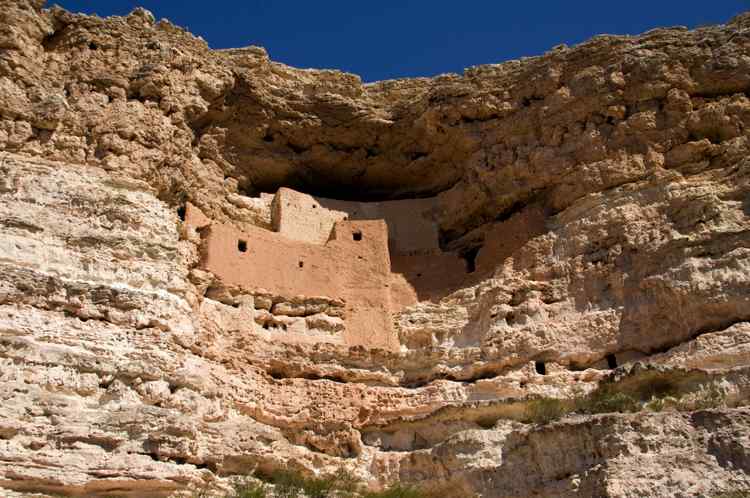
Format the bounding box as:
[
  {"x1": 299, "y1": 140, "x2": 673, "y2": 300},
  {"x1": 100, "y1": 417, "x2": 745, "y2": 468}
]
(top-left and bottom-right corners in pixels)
[
  {"x1": 523, "y1": 379, "x2": 734, "y2": 425},
  {"x1": 192, "y1": 468, "x2": 456, "y2": 498}
]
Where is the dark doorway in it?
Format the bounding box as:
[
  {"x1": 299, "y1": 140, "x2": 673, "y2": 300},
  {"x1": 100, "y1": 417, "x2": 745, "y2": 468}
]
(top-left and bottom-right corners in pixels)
[{"x1": 534, "y1": 361, "x2": 546, "y2": 375}]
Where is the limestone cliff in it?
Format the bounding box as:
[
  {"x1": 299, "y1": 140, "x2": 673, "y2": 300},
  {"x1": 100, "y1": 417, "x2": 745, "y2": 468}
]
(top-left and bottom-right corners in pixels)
[{"x1": 1, "y1": 1, "x2": 750, "y2": 497}]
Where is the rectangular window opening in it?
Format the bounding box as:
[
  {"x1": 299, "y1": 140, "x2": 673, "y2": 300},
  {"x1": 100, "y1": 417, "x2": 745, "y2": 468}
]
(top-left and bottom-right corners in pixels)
[{"x1": 534, "y1": 361, "x2": 546, "y2": 375}]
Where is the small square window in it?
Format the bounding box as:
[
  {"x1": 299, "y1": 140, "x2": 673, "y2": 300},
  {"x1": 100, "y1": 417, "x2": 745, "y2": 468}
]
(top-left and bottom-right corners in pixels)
[
  {"x1": 353, "y1": 230, "x2": 362, "y2": 241},
  {"x1": 238, "y1": 240, "x2": 248, "y2": 252}
]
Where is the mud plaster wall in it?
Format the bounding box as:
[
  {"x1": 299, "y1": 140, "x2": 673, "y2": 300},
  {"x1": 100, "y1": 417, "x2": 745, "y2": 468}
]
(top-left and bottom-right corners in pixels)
[
  {"x1": 186, "y1": 184, "x2": 492, "y2": 348},
  {"x1": 273, "y1": 188, "x2": 440, "y2": 254},
  {"x1": 192, "y1": 204, "x2": 398, "y2": 350}
]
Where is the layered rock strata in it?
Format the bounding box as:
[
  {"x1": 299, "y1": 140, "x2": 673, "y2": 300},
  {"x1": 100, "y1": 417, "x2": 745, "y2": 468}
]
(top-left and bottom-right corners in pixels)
[{"x1": 1, "y1": 1, "x2": 750, "y2": 497}]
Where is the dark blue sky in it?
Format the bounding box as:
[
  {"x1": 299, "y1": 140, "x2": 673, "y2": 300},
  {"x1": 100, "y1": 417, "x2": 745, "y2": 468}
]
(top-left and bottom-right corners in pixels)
[{"x1": 56, "y1": 1, "x2": 749, "y2": 82}]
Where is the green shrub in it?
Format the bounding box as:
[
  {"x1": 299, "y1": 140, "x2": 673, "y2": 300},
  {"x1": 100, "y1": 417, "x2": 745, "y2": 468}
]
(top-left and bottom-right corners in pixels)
[
  {"x1": 575, "y1": 386, "x2": 639, "y2": 415},
  {"x1": 635, "y1": 377, "x2": 679, "y2": 400},
  {"x1": 524, "y1": 398, "x2": 567, "y2": 424},
  {"x1": 690, "y1": 384, "x2": 727, "y2": 410},
  {"x1": 269, "y1": 469, "x2": 321, "y2": 498},
  {"x1": 232, "y1": 480, "x2": 269, "y2": 498},
  {"x1": 266, "y1": 468, "x2": 360, "y2": 498},
  {"x1": 712, "y1": 491, "x2": 750, "y2": 498},
  {"x1": 329, "y1": 468, "x2": 362, "y2": 496},
  {"x1": 644, "y1": 395, "x2": 678, "y2": 412}
]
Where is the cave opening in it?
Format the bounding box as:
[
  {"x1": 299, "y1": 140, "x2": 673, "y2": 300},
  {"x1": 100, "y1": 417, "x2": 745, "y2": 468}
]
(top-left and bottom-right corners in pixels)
[
  {"x1": 177, "y1": 205, "x2": 186, "y2": 221},
  {"x1": 606, "y1": 353, "x2": 617, "y2": 369},
  {"x1": 534, "y1": 361, "x2": 546, "y2": 375},
  {"x1": 248, "y1": 166, "x2": 458, "y2": 203},
  {"x1": 461, "y1": 246, "x2": 480, "y2": 273},
  {"x1": 238, "y1": 239, "x2": 247, "y2": 253}
]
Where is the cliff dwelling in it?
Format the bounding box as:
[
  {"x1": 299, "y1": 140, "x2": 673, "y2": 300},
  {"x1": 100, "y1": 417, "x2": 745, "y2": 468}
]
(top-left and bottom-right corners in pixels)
[
  {"x1": 3, "y1": 3, "x2": 750, "y2": 497},
  {"x1": 186, "y1": 187, "x2": 480, "y2": 350}
]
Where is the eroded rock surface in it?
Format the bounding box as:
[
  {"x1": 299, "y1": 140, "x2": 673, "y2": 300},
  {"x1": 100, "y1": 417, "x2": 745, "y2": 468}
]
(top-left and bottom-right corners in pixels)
[{"x1": 1, "y1": 1, "x2": 750, "y2": 497}]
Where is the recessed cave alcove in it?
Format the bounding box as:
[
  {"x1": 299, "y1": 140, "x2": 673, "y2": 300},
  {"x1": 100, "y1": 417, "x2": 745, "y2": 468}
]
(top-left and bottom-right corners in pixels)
[{"x1": 246, "y1": 181, "x2": 490, "y2": 303}]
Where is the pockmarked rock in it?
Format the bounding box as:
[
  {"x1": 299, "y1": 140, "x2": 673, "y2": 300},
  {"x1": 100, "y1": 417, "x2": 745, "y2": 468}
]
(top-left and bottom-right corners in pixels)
[{"x1": 1, "y1": 2, "x2": 750, "y2": 497}]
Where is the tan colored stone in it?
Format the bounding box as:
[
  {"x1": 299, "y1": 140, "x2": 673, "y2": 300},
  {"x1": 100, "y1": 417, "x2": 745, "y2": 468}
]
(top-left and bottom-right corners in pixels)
[{"x1": 0, "y1": 2, "x2": 750, "y2": 496}]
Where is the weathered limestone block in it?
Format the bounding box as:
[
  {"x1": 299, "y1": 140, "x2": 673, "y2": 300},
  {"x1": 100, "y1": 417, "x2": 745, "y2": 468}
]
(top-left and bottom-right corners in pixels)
[{"x1": 0, "y1": 154, "x2": 194, "y2": 341}]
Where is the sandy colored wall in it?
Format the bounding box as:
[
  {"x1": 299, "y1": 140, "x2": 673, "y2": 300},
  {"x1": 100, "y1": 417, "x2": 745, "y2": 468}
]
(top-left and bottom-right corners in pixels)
[
  {"x1": 272, "y1": 188, "x2": 440, "y2": 254},
  {"x1": 318, "y1": 196, "x2": 440, "y2": 254},
  {"x1": 273, "y1": 188, "x2": 348, "y2": 244}
]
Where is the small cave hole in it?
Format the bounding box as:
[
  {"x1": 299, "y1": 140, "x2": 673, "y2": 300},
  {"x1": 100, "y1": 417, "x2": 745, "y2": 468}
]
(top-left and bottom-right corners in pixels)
[
  {"x1": 262, "y1": 131, "x2": 274, "y2": 143},
  {"x1": 568, "y1": 362, "x2": 587, "y2": 372},
  {"x1": 535, "y1": 361, "x2": 547, "y2": 375},
  {"x1": 476, "y1": 417, "x2": 498, "y2": 430},
  {"x1": 238, "y1": 239, "x2": 247, "y2": 253},
  {"x1": 461, "y1": 247, "x2": 480, "y2": 274},
  {"x1": 177, "y1": 205, "x2": 186, "y2": 222},
  {"x1": 262, "y1": 322, "x2": 270, "y2": 330},
  {"x1": 88, "y1": 41, "x2": 98, "y2": 50},
  {"x1": 268, "y1": 369, "x2": 284, "y2": 379},
  {"x1": 353, "y1": 230, "x2": 363, "y2": 241},
  {"x1": 416, "y1": 273, "x2": 422, "y2": 278},
  {"x1": 298, "y1": 261, "x2": 304, "y2": 268},
  {"x1": 606, "y1": 353, "x2": 618, "y2": 369},
  {"x1": 312, "y1": 204, "x2": 316, "y2": 208}
]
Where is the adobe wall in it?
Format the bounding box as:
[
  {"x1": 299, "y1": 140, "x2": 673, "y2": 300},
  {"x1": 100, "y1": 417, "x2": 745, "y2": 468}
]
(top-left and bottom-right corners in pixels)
[
  {"x1": 273, "y1": 188, "x2": 440, "y2": 254},
  {"x1": 194, "y1": 205, "x2": 398, "y2": 350},
  {"x1": 184, "y1": 186, "x2": 485, "y2": 350}
]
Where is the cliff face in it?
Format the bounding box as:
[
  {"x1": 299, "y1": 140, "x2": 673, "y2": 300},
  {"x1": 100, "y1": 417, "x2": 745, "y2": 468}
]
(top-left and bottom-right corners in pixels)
[{"x1": 1, "y1": 1, "x2": 750, "y2": 497}]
